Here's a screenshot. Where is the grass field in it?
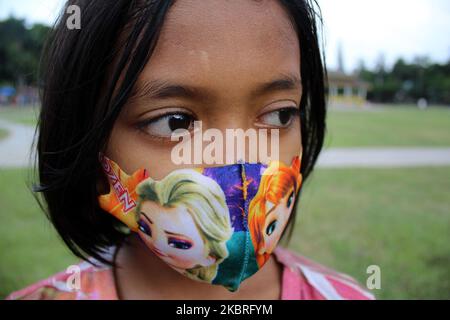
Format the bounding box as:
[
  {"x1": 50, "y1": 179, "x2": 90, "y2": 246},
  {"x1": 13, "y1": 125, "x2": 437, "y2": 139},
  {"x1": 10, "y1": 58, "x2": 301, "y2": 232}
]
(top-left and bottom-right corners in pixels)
[
  {"x1": 0, "y1": 105, "x2": 40, "y2": 126},
  {"x1": 0, "y1": 169, "x2": 77, "y2": 299},
  {"x1": 0, "y1": 104, "x2": 449, "y2": 299},
  {"x1": 0, "y1": 167, "x2": 448, "y2": 299},
  {"x1": 291, "y1": 167, "x2": 450, "y2": 300},
  {"x1": 324, "y1": 106, "x2": 450, "y2": 148}
]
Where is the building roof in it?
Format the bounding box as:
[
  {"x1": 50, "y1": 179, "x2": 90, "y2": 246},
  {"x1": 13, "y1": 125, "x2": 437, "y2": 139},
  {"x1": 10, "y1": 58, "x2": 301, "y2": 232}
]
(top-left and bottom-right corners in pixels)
[{"x1": 327, "y1": 71, "x2": 370, "y2": 89}]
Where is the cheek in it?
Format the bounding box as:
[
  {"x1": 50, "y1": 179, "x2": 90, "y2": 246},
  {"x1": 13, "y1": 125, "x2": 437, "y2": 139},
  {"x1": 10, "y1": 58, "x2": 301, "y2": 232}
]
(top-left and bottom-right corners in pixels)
[
  {"x1": 278, "y1": 119, "x2": 302, "y2": 163},
  {"x1": 106, "y1": 116, "x2": 183, "y2": 180}
]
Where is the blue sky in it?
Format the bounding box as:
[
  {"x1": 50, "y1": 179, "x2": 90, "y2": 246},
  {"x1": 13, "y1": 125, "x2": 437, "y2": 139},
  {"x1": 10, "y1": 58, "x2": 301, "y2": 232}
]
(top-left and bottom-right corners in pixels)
[{"x1": 1, "y1": 0, "x2": 449, "y2": 71}]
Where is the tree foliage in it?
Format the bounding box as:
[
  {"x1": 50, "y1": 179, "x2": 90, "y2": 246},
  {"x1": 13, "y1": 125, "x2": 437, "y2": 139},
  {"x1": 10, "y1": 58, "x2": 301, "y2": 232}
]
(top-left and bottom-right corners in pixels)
[
  {"x1": 0, "y1": 17, "x2": 51, "y2": 86},
  {"x1": 358, "y1": 56, "x2": 450, "y2": 105}
]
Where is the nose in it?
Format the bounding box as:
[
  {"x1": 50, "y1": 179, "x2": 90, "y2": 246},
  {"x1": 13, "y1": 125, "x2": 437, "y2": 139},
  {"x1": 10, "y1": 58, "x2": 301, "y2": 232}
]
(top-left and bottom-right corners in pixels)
[{"x1": 208, "y1": 113, "x2": 271, "y2": 165}]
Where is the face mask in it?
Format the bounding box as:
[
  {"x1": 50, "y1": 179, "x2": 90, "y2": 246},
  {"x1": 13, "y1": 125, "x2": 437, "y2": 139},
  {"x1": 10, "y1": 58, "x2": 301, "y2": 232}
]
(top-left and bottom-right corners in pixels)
[{"x1": 98, "y1": 154, "x2": 302, "y2": 292}]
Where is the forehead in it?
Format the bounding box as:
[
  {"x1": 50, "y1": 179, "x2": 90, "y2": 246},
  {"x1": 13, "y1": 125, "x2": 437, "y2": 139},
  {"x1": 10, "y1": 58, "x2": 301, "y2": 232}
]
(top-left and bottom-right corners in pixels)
[{"x1": 143, "y1": 0, "x2": 300, "y2": 91}]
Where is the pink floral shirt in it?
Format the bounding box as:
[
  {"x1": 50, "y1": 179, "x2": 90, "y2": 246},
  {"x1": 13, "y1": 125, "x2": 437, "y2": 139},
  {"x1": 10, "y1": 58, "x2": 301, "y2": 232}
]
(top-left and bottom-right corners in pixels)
[{"x1": 6, "y1": 246, "x2": 375, "y2": 300}]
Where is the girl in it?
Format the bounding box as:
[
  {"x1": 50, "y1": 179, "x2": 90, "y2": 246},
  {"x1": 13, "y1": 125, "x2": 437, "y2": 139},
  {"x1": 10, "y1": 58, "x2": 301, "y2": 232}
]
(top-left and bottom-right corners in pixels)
[{"x1": 7, "y1": 0, "x2": 374, "y2": 300}]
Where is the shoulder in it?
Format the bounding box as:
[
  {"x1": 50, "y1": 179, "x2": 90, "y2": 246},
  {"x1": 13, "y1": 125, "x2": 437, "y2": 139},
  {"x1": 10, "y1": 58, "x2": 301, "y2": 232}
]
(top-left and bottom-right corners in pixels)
[
  {"x1": 5, "y1": 252, "x2": 118, "y2": 300},
  {"x1": 274, "y1": 247, "x2": 375, "y2": 300}
]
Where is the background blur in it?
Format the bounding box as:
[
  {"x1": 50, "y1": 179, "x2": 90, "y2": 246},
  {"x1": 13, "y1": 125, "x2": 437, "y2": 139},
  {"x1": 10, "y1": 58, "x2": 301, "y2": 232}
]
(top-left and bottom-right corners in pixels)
[{"x1": 0, "y1": 0, "x2": 449, "y2": 299}]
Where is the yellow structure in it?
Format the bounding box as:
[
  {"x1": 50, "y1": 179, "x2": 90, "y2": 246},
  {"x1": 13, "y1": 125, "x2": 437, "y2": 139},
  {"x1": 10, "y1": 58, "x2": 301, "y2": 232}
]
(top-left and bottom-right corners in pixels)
[{"x1": 327, "y1": 71, "x2": 370, "y2": 107}]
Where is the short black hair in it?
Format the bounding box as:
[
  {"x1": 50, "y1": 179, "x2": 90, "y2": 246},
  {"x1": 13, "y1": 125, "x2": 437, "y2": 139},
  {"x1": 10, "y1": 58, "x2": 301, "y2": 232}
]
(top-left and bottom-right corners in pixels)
[{"x1": 34, "y1": 0, "x2": 327, "y2": 265}]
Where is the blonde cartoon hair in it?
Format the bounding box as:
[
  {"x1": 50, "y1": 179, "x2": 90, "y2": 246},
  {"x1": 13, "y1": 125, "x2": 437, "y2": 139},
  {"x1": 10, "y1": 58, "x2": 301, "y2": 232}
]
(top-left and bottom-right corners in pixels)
[
  {"x1": 136, "y1": 169, "x2": 233, "y2": 283},
  {"x1": 248, "y1": 157, "x2": 302, "y2": 267}
]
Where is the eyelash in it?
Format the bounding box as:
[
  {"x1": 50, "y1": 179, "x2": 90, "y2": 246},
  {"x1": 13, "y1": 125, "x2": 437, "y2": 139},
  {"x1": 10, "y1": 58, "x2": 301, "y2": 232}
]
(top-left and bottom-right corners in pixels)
[
  {"x1": 255, "y1": 106, "x2": 300, "y2": 128},
  {"x1": 136, "y1": 106, "x2": 300, "y2": 141},
  {"x1": 138, "y1": 219, "x2": 152, "y2": 237},
  {"x1": 168, "y1": 237, "x2": 193, "y2": 250},
  {"x1": 136, "y1": 110, "x2": 197, "y2": 140}
]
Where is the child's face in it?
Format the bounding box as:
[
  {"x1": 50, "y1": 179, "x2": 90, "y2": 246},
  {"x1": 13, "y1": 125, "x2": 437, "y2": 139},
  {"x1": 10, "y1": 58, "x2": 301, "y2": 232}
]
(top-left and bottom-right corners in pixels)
[
  {"x1": 260, "y1": 187, "x2": 296, "y2": 255},
  {"x1": 137, "y1": 200, "x2": 215, "y2": 270},
  {"x1": 106, "y1": 0, "x2": 302, "y2": 178}
]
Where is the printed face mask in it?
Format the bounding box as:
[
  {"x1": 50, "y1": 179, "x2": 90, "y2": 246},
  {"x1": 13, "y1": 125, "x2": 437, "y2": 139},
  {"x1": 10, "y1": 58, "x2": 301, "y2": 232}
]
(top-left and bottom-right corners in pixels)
[{"x1": 98, "y1": 154, "x2": 302, "y2": 292}]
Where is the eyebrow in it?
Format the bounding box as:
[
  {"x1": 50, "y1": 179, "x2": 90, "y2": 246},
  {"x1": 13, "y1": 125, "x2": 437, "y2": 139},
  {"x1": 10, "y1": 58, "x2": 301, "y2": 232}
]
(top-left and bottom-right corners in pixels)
[
  {"x1": 251, "y1": 73, "x2": 302, "y2": 98},
  {"x1": 131, "y1": 80, "x2": 211, "y2": 102},
  {"x1": 164, "y1": 230, "x2": 189, "y2": 238},
  {"x1": 141, "y1": 212, "x2": 153, "y2": 224},
  {"x1": 265, "y1": 207, "x2": 275, "y2": 217},
  {"x1": 129, "y1": 73, "x2": 301, "y2": 103},
  {"x1": 141, "y1": 211, "x2": 190, "y2": 238},
  {"x1": 265, "y1": 188, "x2": 295, "y2": 216}
]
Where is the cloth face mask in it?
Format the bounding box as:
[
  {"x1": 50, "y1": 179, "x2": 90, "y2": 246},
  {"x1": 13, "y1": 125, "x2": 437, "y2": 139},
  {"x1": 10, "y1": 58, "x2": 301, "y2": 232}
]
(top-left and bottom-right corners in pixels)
[{"x1": 98, "y1": 154, "x2": 302, "y2": 292}]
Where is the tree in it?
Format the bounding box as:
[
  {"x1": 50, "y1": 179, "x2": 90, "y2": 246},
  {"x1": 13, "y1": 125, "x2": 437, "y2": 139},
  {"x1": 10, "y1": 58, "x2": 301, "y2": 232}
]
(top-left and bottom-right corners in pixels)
[
  {"x1": 0, "y1": 17, "x2": 51, "y2": 86},
  {"x1": 357, "y1": 55, "x2": 450, "y2": 105}
]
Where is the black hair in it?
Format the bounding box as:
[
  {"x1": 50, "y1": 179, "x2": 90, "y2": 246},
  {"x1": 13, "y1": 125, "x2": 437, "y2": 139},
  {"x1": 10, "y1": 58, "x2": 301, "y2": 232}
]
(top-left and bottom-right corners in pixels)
[{"x1": 35, "y1": 0, "x2": 327, "y2": 265}]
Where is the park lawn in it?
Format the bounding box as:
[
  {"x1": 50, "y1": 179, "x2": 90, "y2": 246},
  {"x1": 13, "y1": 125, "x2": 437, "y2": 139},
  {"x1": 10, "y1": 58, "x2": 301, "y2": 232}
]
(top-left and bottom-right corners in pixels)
[
  {"x1": 0, "y1": 168, "x2": 77, "y2": 299},
  {"x1": 0, "y1": 105, "x2": 39, "y2": 127},
  {"x1": 0, "y1": 167, "x2": 449, "y2": 299},
  {"x1": 289, "y1": 167, "x2": 450, "y2": 300},
  {"x1": 325, "y1": 106, "x2": 450, "y2": 148}
]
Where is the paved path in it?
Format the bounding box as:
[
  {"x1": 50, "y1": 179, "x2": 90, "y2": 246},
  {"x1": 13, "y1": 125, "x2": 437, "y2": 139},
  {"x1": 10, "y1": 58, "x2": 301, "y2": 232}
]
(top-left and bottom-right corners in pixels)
[
  {"x1": 0, "y1": 119, "x2": 449, "y2": 168},
  {"x1": 0, "y1": 119, "x2": 36, "y2": 168},
  {"x1": 316, "y1": 147, "x2": 450, "y2": 168}
]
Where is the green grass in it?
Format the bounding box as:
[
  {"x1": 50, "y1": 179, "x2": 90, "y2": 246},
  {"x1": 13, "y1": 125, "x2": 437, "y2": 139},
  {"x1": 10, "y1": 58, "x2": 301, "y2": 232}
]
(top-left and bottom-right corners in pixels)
[
  {"x1": 325, "y1": 106, "x2": 450, "y2": 148},
  {"x1": 0, "y1": 105, "x2": 39, "y2": 127},
  {"x1": 289, "y1": 167, "x2": 450, "y2": 300},
  {"x1": 0, "y1": 167, "x2": 449, "y2": 299},
  {"x1": 0, "y1": 169, "x2": 77, "y2": 299},
  {"x1": 0, "y1": 128, "x2": 9, "y2": 141}
]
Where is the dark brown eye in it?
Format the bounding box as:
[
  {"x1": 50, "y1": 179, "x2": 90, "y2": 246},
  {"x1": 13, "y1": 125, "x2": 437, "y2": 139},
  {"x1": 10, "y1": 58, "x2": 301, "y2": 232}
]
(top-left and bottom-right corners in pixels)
[
  {"x1": 168, "y1": 114, "x2": 193, "y2": 131},
  {"x1": 140, "y1": 113, "x2": 195, "y2": 137},
  {"x1": 278, "y1": 109, "x2": 293, "y2": 125},
  {"x1": 258, "y1": 107, "x2": 299, "y2": 128}
]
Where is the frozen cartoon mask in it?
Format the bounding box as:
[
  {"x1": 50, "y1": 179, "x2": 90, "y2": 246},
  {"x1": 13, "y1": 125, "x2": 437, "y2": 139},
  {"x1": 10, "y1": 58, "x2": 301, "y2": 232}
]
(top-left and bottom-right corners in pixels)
[{"x1": 98, "y1": 153, "x2": 302, "y2": 292}]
